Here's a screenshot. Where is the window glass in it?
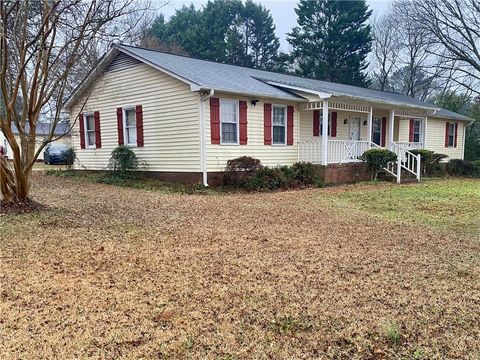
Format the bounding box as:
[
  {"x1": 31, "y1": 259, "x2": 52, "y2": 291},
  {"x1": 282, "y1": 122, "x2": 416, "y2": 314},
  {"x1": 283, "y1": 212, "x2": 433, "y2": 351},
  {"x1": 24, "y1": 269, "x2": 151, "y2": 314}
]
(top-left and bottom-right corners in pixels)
[
  {"x1": 272, "y1": 106, "x2": 286, "y2": 144},
  {"x1": 413, "y1": 120, "x2": 421, "y2": 143},
  {"x1": 85, "y1": 114, "x2": 95, "y2": 147},
  {"x1": 372, "y1": 118, "x2": 382, "y2": 145},
  {"x1": 320, "y1": 113, "x2": 331, "y2": 136},
  {"x1": 124, "y1": 109, "x2": 137, "y2": 145},
  {"x1": 448, "y1": 123, "x2": 455, "y2": 147},
  {"x1": 220, "y1": 100, "x2": 238, "y2": 144}
]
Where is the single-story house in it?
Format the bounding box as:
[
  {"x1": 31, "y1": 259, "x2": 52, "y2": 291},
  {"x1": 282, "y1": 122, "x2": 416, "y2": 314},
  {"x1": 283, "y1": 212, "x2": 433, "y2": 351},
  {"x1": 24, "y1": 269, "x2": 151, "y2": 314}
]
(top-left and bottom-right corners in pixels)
[
  {"x1": 65, "y1": 44, "x2": 472, "y2": 185},
  {"x1": 0, "y1": 122, "x2": 71, "y2": 161}
]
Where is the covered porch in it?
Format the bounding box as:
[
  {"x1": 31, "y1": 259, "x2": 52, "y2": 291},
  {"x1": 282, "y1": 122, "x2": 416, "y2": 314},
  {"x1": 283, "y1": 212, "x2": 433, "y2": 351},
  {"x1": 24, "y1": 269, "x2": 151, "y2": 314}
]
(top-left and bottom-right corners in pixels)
[{"x1": 297, "y1": 98, "x2": 428, "y2": 165}]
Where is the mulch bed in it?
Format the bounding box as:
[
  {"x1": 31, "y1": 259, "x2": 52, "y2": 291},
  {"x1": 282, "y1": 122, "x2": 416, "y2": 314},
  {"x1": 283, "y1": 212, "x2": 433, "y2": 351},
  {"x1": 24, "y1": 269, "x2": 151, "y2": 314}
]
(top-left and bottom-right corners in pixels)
[{"x1": 0, "y1": 198, "x2": 48, "y2": 215}]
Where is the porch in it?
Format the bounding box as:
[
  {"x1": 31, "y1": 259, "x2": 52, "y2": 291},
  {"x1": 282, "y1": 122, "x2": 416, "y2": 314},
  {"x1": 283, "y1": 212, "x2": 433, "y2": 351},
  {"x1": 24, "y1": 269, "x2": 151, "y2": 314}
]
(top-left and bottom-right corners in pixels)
[{"x1": 297, "y1": 98, "x2": 425, "y2": 182}]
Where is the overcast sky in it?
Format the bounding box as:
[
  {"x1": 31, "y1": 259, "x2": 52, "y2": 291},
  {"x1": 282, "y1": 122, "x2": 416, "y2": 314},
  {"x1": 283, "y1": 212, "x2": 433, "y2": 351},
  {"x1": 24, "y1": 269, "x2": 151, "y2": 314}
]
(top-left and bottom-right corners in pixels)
[{"x1": 158, "y1": 0, "x2": 392, "y2": 51}]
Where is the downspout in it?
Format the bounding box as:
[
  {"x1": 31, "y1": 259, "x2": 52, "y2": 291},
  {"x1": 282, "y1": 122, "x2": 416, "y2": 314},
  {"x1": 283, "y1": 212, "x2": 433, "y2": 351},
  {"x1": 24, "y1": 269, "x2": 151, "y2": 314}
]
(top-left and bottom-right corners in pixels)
[{"x1": 199, "y1": 89, "x2": 214, "y2": 187}]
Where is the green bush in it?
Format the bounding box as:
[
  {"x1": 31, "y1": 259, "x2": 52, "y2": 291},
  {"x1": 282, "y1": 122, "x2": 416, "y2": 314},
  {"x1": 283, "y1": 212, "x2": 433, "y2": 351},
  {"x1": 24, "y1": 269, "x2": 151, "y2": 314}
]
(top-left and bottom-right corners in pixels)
[
  {"x1": 472, "y1": 160, "x2": 480, "y2": 176},
  {"x1": 291, "y1": 162, "x2": 317, "y2": 185},
  {"x1": 409, "y1": 149, "x2": 434, "y2": 175},
  {"x1": 223, "y1": 156, "x2": 262, "y2": 187},
  {"x1": 446, "y1": 159, "x2": 475, "y2": 176},
  {"x1": 425, "y1": 153, "x2": 448, "y2": 177},
  {"x1": 360, "y1": 148, "x2": 397, "y2": 180},
  {"x1": 62, "y1": 147, "x2": 76, "y2": 170},
  {"x1": 245, "y1": 167, "x2": 290, "y2": 191},
  {"x1": 107, "y1": 146, "x2": 138, "y2": 178}
]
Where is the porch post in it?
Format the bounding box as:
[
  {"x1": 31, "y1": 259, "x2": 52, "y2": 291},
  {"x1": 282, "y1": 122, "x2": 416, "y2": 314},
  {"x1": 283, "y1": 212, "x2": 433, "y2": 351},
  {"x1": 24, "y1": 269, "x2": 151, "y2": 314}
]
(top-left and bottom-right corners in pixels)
[
  {"x1": 321, "y1": 100, "x2": 329, "y2": 165},
  {"x1": 423, "y1": 116, "x2": 428, "y2": 148},
  {"x1": 367, "y1": 106, "x2": 373, "y2": 144},
  {"x1": 389, "y1": 109, "x2": 395, "y2": 147}
]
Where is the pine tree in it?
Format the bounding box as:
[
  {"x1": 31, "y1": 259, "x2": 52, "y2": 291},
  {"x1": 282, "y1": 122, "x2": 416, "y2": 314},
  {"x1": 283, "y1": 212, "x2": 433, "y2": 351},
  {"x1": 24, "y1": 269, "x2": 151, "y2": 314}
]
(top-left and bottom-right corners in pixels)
[
  {"x1": 144, "y1": 0, "x2": 280, "y2": 70},
  {"x1": 287, "y1": 0, "x2": 372, "y2": 87}
]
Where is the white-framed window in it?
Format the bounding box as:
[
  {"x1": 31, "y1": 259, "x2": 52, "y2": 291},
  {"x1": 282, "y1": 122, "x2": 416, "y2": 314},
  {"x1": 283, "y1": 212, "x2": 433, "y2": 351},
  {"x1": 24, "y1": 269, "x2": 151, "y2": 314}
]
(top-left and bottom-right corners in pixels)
[
  {"x1": 84, "y1": 113, "x2": 95, "y2": 148},
  {"x1": 413, "y1": 119, "x2": 421, "y2": 143},
  {"x1": 220, "y1": 99, "x2": 239, "y2": 144},
  {"x1": 123, "y1": 107, "x2": 137, "y2": 146},
  {"x1": 447, "y1": 123, "x2": 455, "y2": 147},
  {"x1": 320, "y1": 113, "x2": 332, "y2": 136},
  {"x1": 372, "y1": 117, "x2": 382, "y2": 145},
  {"x1": 272, "y1": 105, "x2": 286, "y2": 145}
]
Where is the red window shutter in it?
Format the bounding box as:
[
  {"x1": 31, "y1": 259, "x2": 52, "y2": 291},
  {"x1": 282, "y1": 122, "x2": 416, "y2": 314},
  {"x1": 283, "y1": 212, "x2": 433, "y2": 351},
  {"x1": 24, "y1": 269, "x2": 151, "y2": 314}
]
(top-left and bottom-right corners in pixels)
[
  {"x1": 381, "y1": 117, "x2": 387, "y2": 147},
  {"x1": 454, "y1": 123, "x2": 458, "y2": 148},
  {"x1": 94, "y1": 111, "x2": 101, "y2": 149},
  {"x1": 409, "y1": 118, "x2": 414, "y2": 142},
  {"x1": 313, "y1": 110, "x2": 319, "y2": 137},
  {"x1": 210, "y1": 98, "x2": 220, "y2": 144},
  {"x1": 445, "y1": 122, "x2": 450, "y2": 147},
  {"x1": 79, "y1": 113, "x2": 85, "y2": 149},
  {"x1": 264, "y1": 103, "x2": 272, "y2": 145},
  {"x1": 117, "y1": 107, "x2": 124, "y2": 145},
  {"x1": 136, "y1": 105, "x2": 144, "y2": 147},
  {"x1": 239, "y1": 100, "x2": 248, "y2": 145},
  {"x1": 331, "y1": 111, "x2": 337, "y2": 137},
  {"x1": 287, "y1": 105, "x2": 294, "y2": 146}
]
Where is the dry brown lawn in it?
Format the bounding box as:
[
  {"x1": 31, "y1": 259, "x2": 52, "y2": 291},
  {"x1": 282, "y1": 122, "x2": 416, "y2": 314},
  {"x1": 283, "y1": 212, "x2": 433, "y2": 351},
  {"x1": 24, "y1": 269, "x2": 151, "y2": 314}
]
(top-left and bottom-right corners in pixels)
[{"x1": 1, "y1": 174, "x2": 479, "y2": 359}]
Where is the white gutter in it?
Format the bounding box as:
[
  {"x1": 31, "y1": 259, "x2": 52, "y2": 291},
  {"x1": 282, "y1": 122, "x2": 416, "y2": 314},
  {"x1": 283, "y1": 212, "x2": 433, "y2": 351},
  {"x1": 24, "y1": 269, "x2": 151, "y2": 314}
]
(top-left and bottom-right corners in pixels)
[{"x1": 199, "y1": 89, "x2": 214, "y2": 187}]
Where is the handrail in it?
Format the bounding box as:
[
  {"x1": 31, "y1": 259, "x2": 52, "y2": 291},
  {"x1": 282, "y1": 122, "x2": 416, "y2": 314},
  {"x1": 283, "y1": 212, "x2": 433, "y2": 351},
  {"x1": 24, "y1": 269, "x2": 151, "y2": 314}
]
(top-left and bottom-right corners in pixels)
[{"x1": 389, "y1": 143, "x2": 421, "y2": 182}]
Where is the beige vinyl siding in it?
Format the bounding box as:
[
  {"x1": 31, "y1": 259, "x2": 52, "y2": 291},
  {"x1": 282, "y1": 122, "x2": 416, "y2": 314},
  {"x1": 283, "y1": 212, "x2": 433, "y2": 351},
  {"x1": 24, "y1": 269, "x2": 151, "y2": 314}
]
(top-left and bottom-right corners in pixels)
[
  {"x1": 205, "y1": 93, "x2": 299, "y2": 171},
  {"x1": 70, "y1": 61, "x2": 200, "y2": 172},
  {"x1": 426, "y1": 118, "x2": 464, "y2": 159},
  {"x1": 299, "y1": 109, "x2": 391, "y2": 142}
]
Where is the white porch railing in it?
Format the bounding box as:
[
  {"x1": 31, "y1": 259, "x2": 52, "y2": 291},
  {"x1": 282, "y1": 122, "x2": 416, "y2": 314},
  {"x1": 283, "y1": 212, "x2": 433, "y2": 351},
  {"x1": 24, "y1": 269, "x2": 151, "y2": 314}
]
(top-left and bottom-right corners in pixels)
[
  {"x1": 327, "y1": 140, "x2": 371, "y2": 164},
  {"x1": 298, "y1": 140, "x2": 421, "y2": 183},
  {"x1": 389, "y1": 143, "x2": 421, "y2": 183},
  {"x1": 393, "y1": 142, "x2": 423, "y2": 150},
  {"x1": 298, "y1": 140, "x2": 371, "y2": 164}
]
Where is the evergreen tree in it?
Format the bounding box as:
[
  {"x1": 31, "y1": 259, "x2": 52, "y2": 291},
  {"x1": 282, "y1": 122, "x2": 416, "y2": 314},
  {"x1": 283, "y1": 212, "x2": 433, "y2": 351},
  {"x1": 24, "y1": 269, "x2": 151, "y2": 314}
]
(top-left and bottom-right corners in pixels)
[
  {"x1": 287, "y1": 0, "x2": 372, "y2": 87},
  {"x1": 144, "y1": 0, "x2": 280, "y2": 70}
]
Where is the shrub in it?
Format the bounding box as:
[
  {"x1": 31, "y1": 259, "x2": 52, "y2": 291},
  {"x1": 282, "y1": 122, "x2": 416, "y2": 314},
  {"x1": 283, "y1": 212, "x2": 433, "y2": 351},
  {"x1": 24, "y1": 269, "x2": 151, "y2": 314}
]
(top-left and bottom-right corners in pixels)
[
  {"x1": 245, "y1": 167, "x2": 289, "y2": 191},
  {"x1": 472, "y1": 160, "x2": 480, "y2": 177},
  {"x1": 360, "y1": 148, "x2": 397, "y2": 180},
  {"x1": 291, "y1": 162, "x2": 317, "y2": 185},
  {"x1": 223, "y1": 156, "x2": 262, "y2": 187},
  {"x1": 446, "y1": 159, "x2": 474, "y2": 176},
  {"x1": 107, "y1": 146, "x2": 138, "y2": 177},
  {"x1": 62, "y1": 147, "x2": 76, "y2": 170},
  {"x1": 425, "y1": 153, "x2": 448, "y2": 177},
  {"x1": 409, "y1": 149, "x2": 434, "y2": 175}
]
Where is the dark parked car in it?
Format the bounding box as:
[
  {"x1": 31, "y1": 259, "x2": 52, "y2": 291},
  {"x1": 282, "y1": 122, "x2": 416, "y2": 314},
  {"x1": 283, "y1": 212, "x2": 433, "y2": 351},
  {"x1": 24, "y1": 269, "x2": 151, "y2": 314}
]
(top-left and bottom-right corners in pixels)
[{"x1": 43, "y1": 144, "x2": 70, "y2": 165}]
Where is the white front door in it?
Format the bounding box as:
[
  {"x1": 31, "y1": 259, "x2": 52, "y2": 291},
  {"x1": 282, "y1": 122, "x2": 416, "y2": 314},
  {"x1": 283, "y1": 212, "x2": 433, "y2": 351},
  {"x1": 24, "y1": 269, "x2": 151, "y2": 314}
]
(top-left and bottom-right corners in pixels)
[{"x1": 349, "y1": 117, "x2": 361, "y2": 140}]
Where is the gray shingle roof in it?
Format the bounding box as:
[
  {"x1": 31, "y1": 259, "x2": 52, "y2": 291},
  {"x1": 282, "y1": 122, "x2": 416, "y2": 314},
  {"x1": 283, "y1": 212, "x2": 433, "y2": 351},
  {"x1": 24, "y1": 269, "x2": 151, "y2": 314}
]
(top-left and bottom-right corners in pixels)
[
  {"x1": 11, "y1": 122, "x2": 71, "y2": 136},
  {"x1": 82, "y1": 44, "x2": 473, "y2": 121}
]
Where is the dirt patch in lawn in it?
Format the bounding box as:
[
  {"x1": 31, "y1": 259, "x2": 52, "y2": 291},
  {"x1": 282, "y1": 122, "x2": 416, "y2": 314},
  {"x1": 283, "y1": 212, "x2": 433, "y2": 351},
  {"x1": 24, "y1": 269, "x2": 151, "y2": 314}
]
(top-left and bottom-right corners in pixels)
[{"x1": 1, "y1": 173, "x2": 479, "y2": 359}]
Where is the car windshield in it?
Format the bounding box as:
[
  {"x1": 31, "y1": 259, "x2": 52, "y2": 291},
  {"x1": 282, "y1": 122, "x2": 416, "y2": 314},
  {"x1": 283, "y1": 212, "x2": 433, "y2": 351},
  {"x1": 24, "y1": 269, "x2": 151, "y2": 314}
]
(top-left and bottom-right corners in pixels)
[{"x1": 48, "y1": 144, "x2": 69, "y2": 155}]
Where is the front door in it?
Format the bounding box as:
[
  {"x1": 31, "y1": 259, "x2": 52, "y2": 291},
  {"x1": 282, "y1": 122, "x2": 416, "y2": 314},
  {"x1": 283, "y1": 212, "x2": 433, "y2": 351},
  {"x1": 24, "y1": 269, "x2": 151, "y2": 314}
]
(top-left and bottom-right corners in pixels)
[{"x1": 349, "y1": 117, "x2": 361, "y2": 140}]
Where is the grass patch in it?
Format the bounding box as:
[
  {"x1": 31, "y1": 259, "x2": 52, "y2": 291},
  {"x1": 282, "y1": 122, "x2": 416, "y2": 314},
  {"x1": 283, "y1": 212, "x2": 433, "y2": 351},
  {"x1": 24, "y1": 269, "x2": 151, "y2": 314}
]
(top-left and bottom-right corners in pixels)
[
  {"x1": 331, "y1": 178, "x2": 480, "y2": 236},
  {"x1": 271, "y1": 316, "x2": 313, "y2": 335},
  {"x1": 384, "y1": 322, "x2": 402, "y2": 346}
]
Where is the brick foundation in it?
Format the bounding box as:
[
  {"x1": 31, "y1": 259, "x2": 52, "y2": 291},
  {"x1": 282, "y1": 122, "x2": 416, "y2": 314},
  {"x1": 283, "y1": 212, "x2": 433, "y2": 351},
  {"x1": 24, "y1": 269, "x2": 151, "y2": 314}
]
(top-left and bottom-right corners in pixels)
[
  {"x1": 314, "y1": 163, "x2": 370, "y2": 184},
  {"x1": 74, "y1": 164, "x2": 369, "y2": 187}
]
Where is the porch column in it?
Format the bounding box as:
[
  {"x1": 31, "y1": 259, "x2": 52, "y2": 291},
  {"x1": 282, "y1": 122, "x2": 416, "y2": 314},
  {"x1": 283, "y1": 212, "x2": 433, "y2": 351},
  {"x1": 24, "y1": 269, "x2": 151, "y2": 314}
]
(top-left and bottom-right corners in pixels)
[
  {"x1": 389, "y1": 109, "x2": 395, "y2": 147},
  {"x1": 367, "y1": 106, "x2": 373, "y2": 144},
  {"x1": 423, "y1": 116, "x2": 428, "y2": 148},
  {"x1": 321, "y1": 100, "x2": 329, "y2": 165}
]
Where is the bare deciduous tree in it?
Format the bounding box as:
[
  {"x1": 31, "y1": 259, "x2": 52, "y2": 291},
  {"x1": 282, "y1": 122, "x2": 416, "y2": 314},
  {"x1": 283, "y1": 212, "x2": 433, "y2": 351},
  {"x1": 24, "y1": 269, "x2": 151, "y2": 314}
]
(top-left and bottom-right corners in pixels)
[
  {"x1": 370, "y1": 12, "x2": 401, "y2": 91},
  {"x1": 0, "y1": 0, "x2": 151, "y2": 204},
  {"x1": 409, "y1": 0, "x2": 480, "y2": 96}
]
